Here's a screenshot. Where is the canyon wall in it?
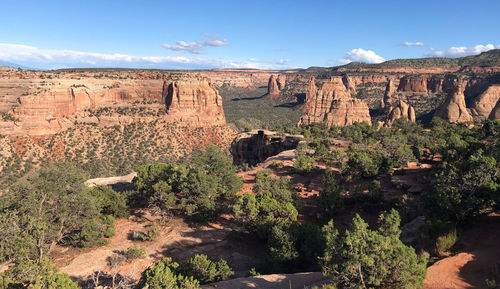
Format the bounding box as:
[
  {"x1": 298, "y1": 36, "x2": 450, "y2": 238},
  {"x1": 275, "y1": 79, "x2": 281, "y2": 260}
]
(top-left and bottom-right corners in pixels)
[{"x1": 0, "y1": 68, "x2": 230, "y2": 135}]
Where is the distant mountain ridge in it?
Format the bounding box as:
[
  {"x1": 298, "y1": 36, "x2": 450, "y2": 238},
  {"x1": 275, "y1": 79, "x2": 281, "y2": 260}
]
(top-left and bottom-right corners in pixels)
[{"x1": 336, "y1": 49, "x2": 500, "y2": 70}]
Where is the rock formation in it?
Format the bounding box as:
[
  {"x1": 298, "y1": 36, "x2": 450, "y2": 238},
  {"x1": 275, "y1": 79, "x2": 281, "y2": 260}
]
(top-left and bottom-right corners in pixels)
[
  {"x1": 0, "y1": 73, "x2": 227, "y2": 135},
  {"x1": 231, "y1": 130, "x2": 304, "y2": 165},
  {"x1": 302, "y1": 76, "x2": 318, "y2": 112},
  {"x1": 434, "y1": 76, "x2": 473, "y2": 123},
  {"x1": 398, "y1": 76, "x2": 428, "y2": 92},
  {"x1": 342, "y1": 74, "x2": 357, "y2": 95},
  {"x1": 164, "y1": 78, "x2": 226, "y2": 126},
  {"x1": 489, "y1": 98, "x2": 500, "y2": 120},
  {"x1": 277, "y1": 74, "x2": 287, "y2": 90},
  {"x1": 298, "y1": 76, "x2": 371, "y2": 127},
  {"x1": 385, "y1": 100, "x2": 416, "y2": 126},
  {"x1": 469, "y1": 85, "x2": 500, "y2": 120},
  {"x1": 267, "y1": 75, "x2": 280, "y2": 98},
  {"x1": 382, "y1": 79, "x2": 397, "y2": 108}
]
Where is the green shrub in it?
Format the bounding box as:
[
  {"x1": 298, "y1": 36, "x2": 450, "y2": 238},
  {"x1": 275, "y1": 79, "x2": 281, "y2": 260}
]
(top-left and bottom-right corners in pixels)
[
  {"x1": 292, "y1": 154, "x2": 316, "y2": 174},
  {"x1": 138, "y1": 257, "x2": 200, "y2": 289},
  {"x1": 89, "y1": 185, "x2": 129, "y2": 218},
  {"x1": 345, "y1": 149, "x2": 394, "y2": 179},
  {"x1": 435, "y1": 228, "x2": 457, "y2": 254},
  {"x1": 125, "y1": 245, "x2": 147, "y2": 260},
  {"x1": 133, "y1": 222, "x2": 161, "y2": 241},
  {"x1": 321, "y1": 209, "x2": 427, "y2": 289},
  {"x1": 180, "y1": 254, "x2": 234, "y2": 284},
  {"x1": 317, "y1": 170, "x2": 344, "y2": 221}
]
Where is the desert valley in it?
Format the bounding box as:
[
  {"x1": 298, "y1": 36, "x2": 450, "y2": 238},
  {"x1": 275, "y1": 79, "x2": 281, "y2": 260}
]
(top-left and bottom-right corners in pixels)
[{"x1": 0, "y1": 1, "x2": 499, "y2": 289}]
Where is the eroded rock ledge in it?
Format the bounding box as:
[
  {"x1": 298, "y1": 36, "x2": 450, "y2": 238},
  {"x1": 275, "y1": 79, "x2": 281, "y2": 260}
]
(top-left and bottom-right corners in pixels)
[{"x1": 231, "y1": 130, "x2": 304, "y2": 165}]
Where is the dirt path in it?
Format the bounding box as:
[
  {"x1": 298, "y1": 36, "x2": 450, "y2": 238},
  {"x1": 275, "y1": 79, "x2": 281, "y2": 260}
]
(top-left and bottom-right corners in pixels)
[
  {"x1": 52, "y1": 212, "x2": 251, "y2": 282},
  {"x1": 423, "y1": 213, "x2": 500, "y2": 289}
]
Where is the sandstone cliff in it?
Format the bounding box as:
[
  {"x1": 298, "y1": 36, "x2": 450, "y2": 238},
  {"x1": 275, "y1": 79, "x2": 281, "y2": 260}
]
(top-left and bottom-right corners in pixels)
[
  {"x1": 489, "y1": 98, "x2": 500, "y2": 120},
  {"x1": 302, "y1": 76, "x2": 318, "y2": 112},
  {"x1": 434, "y1": 76, "x2": 473, "y2": 123},
  {"x1": 0, "y1": 72, "x2": 227, "y2": 135},
  {"x1": 385, "y1": 100, "x2": 416, "y2": 126},
  {"x1": 277, "y1": 74, "x2": 287, "y2": 90},
  {"x1": 469, "y1": 85, "x2": 500, "y2": 120},
  {"x1": 164, "y1": 78, "x2": 226, "y2": 126},
  {"x1": 299, "y1": 77, "x2": 371, "y2": 127},
  {"x1": 342, "y1": 74, "x2": 357, "y2": 95}
]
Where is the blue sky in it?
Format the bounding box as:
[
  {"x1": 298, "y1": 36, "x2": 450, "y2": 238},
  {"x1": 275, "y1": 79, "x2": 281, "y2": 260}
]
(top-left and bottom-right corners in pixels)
[{"x1": 0, "y1": 0, "x2": 499, "y2": 69}]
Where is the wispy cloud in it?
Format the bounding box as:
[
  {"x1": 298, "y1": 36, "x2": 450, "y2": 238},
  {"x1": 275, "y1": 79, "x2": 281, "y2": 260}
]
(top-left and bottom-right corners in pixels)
[
  {"x1": 401, "y1": 41, "x2": 425, "y2": 47},
  {"x1": 425, "y1": 44, "x2": 500, "y2": 58},
  {"x1": 0, "y1": 43, "x2": 291, "y2": 70},
  {"x1": 338, "y1": 48, "x2": 385, "y2": 64},
  {"x1": 161, "y1": 34, "x2": 229, "y2": 54}
]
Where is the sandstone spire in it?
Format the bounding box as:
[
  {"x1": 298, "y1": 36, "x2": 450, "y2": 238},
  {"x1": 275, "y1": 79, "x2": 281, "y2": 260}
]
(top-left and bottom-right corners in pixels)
[
  {"x1": 434, "y1": 76, "x2": 473, "y2": 123},
  {"x1": 267, "y1": 75, "x2": 280, "y2": 98}
]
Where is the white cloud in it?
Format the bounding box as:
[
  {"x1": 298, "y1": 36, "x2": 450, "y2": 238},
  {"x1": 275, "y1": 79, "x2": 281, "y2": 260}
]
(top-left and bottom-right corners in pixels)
[
  {"x1": 401, "y1": 41, "x2": 425, "y2": 47},
  {"x1": 161, "y1": 34, "x2": 229, "y2": 54},
  {"x1": 0, "y1": 43, "x2": 292, "y2": 70},
  {"x1": 425, "y1": 44, "x2": 500, "y2": 58},
  {"x1": 339, "y1": 48, "x2": 385, "y2": 64}
]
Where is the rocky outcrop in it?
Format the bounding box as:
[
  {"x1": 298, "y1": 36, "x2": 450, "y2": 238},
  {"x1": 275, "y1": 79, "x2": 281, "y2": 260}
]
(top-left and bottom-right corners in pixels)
[
  {"x1": 299, "y1": 77, "x2": 371, "y2": 127},
  {"x1": 267, "y1": 75, "x2": 280, "y2": 98},
  {"x1": 385, "y1": 100, "x2": 416, "y2": 126},
  {"x1": 231, "y1": 130, "x2": 304, "y2": 165},
  {"x1": 342, "y1": 74, "x2": 357, "y2": 95},
  {"x1": 277, "y1": 74, "x2": 287, "y2": 90},
  {"x1": 434, "y1": 76, "x2": 473, "y2": 123},
  {"x1": 382, "y1": 79, "x2": 397, "y2": 108},
  {"x1": 164, "y1": 78, "x2": 226, "y2": 126},
  {"x1": 427, "y1": 77, "x2": 444, "y2": 93},
  {"x1": 469, "y1": 85, "x2": 500, "y2": 120},
  {"x1": 398, "y1": 76, "x2": 428, "y2": 92},
  {"x1": 489, "y1": 98, "x2": 500, "y2": 120},
  {"x1": 302, "y1": 76, "x2": 318, "y2": 112}
]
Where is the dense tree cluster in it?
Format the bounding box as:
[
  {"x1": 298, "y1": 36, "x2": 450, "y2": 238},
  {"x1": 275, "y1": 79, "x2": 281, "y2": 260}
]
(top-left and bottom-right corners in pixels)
[
  {"x1": 0, "y1": 163, "x2": 121, "y2": 288},
  {"x1": 133, "y1": 145, "x2": 243, "y2": 219}
]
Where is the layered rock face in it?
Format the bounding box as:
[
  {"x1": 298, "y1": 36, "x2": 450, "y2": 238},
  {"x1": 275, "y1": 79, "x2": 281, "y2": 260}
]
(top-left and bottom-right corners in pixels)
[
  {"x1": 302, "y1": 76, "x2": 318, "y2": 112},
  {"x1": 0, "y1": 71, "x2": 227, "y2": 135},
  {"x1": 267, "y1": 75, "x2": 280, "y2": 98},
  {"x1": 299, "y1": 77, "x2": 371, "y2": 127},
  {"x1": 398, "y1": 76, "x2": 428, "y2": 92},
  {"x1": 231, "y1": 130, "x2": 304, "y2": 165},
  {"x1": 277, "y1": 74, "x2": 287, "y2": 90},
  {"x1": 469, "y1": 85, "x2": 500, "y2": 120},
  {"x1": 434, "y1": 76, "x2": 473, "y2": 123},
  {"x1": 489, "y1": 98, "x2": 500, "y2": 120},
  {"x1": 164, "y1": 78, "x2": 225, "y2": 126},
  {"x1": 385, "y1": 100, "x2": 416, "y2": 126},
  {"x1": 342, "y1": 74, "x2": 357, "y2": 95}
]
